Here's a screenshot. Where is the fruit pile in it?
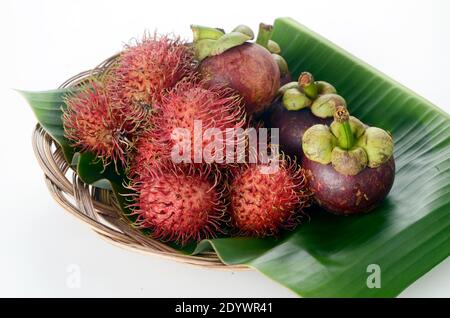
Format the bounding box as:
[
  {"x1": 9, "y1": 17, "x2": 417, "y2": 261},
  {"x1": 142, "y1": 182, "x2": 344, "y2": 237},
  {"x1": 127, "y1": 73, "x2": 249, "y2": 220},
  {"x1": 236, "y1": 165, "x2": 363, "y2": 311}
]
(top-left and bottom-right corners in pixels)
[{"x1": 62, "y1": 23, "x2": 395, "y2": 245}]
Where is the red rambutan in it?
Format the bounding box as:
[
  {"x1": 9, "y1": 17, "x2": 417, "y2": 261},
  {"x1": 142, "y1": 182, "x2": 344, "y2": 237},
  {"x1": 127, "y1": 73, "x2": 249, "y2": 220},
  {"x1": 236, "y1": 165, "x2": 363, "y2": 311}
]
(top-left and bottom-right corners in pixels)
[
  {"x1": 154, "y1": 79, "x2": 246, "y2": 166},
  {"x1": 63, "y1": 82, "x2": 146, "y2": 168},
  {"x1": 228, "y1": 157, "x2": 311, "y2": 237},
  {"x1": 129, "y1": 165, "x2": 226, "y2": 245},
  {"x1": 107, "y1": 34, "x2": 195, "y2": 108},
  {"x1": 127, "y1": 129, "x2": 167, "y2": 178}
]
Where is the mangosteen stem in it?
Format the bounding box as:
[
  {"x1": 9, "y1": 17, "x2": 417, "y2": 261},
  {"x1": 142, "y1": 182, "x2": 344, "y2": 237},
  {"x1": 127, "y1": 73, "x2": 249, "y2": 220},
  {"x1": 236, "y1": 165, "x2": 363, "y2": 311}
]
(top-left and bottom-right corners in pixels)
[
  {"x1": 299, "y1": 72, "x2": 318, "y2": 99},
  {"x1": 256, "y1": 23, "x2": 273, "y2": 48},
  {"x1": 333, "y1": 106, "x2": 354, "y2": 150}
]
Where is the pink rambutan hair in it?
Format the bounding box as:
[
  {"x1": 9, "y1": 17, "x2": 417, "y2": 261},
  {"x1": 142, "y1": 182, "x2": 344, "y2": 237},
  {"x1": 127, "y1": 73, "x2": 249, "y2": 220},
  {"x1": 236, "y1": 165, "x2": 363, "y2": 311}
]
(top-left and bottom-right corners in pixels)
[
  {"x1": 152, "y1": 79, "x2": 247, "y2": 166},
  {"x1": 107, "y1": 33, "x2": 195, "y2": 109},
  {"x1": 127, "y1": 163, "x2": 227, "y2": 245},
  {"x1": 127, "y1": 129, "x2": 167, "y2": 179},
  {"x1": 228, "y1": 155, "x2": 311, "y2": 237},
  {"x1": 63, "y1": 82, "x2": 147, "y2": 168}
]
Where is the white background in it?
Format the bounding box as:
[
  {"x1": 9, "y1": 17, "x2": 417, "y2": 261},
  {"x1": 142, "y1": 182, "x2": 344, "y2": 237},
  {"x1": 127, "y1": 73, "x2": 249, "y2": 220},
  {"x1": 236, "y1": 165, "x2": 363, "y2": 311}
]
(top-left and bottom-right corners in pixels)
[{"x1": 0, "y1": 0, "x2": 449, "y2": 297}]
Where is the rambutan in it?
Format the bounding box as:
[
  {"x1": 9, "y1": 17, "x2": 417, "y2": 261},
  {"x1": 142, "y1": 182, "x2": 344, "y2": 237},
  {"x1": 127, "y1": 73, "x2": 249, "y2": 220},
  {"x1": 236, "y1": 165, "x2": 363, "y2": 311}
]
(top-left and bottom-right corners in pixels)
[
  {"x1": 63, "y1": 82, "x2": 146, "y2": 167},
  {"x1": 228, "y1": 157, "x2": 311, "y2": 237},
  {"x1": 154, "y1": 79, "x2": 246, "y2": 166},
  {"x1": 107, "y1": 34, "x2": 195, "y2": 108},
  {"x1": 129, "y1": 164, "x2": 226, "y2": 245},
  {"x1": 127, "y1": 129, "x2": 166, "y2": 178}
]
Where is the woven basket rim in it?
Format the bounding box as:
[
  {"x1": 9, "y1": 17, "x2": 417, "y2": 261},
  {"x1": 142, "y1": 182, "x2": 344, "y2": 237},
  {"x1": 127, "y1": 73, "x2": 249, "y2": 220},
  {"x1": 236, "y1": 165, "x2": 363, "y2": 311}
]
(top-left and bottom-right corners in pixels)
[{"x1": 31, "y1": 56, "x2": 249, "y2": 271}]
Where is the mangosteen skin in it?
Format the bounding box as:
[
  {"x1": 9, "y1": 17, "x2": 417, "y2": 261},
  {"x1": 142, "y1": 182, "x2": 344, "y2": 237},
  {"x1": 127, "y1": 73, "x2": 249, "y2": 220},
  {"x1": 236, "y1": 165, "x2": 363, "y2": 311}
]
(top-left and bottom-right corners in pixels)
[
  {"x1": 280, "y1": 72, "x2": 292, "y2": 86},
  {"x1": 302, "y1": 156, "x2": 395, "y2": 215},
  {"x1": 267, "y1": 100, "x2": 332, "y2": 159},
  {"x1": 199, "y1": 42, "x2": 280, "y2": 115}
]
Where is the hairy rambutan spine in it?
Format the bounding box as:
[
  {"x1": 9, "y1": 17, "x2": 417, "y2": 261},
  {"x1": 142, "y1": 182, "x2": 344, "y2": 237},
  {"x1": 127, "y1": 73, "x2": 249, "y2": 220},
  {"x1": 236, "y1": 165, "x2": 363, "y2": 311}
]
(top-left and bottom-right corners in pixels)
[
  {"x1": 107, "y1": 33, "x2": 195, "y2": 109},
  {"x1": 127, "y1": 129, "x2": 167, "y2": 179},
  {"x1": 228, "y1": 156, "x2": 311, "y2": 237},
  {"x1": 128, "y1": 164, "x2": 227, "y2": 245},
  {"x1": 63, "y1": 82, "x2": 147, "y2": 168},
  {"x1": 152, "y1": 79, "x2": 246, "y2": 166}
]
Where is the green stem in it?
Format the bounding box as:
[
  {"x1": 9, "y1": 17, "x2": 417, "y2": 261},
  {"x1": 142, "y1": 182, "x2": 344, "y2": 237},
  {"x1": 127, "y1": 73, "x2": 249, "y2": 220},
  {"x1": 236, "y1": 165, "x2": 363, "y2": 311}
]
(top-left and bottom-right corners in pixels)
[
  {"x1": 334, "y1": 106, "x2": 354, "y2": 150},
  {"x1": 298, "y1": 72, "x2": 318, "y2": 99},
  {"x1": 341, "y1": 121, "x2": 354, "y2": 150},
  {"x1": 256, "y1": 23, "x2": 273, "y2": 48}
]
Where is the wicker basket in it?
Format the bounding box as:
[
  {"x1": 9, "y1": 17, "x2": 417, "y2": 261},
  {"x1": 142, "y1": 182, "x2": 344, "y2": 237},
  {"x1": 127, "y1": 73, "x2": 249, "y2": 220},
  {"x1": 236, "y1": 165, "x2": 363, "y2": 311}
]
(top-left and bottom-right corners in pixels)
[{"x1": 31, "y1": 56, "x2": 248, "y2": 270}]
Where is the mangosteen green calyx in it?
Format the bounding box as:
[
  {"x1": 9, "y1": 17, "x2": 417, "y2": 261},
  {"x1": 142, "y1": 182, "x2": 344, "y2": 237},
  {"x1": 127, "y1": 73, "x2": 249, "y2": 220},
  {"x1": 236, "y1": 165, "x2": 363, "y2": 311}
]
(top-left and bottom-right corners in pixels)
[
  {"x1": 266, "y1": 71, "x2": 340, "y2": 158},
  {"x1": 301, "y1": 106, "x2": 395, "y2": 215},
  {"x1": 280, "y1": 71, "x2": 342, "y2": 115},
  {"x1": 191, "y1": 23, "x2": 286, "y2": 114}
]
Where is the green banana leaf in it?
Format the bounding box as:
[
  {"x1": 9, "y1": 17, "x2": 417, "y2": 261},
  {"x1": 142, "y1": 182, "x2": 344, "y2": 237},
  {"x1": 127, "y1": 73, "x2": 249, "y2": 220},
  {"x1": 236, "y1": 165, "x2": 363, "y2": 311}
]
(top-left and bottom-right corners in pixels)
[
  {"x1": 21, "y1": 17, "x2": 450, "y2": 297},
  {"x1": 202, "y1": 17, "x2": 450, "y2": 297},
  {"x1": 19, "y1": 88, "x2": 76, "y2": 163}
]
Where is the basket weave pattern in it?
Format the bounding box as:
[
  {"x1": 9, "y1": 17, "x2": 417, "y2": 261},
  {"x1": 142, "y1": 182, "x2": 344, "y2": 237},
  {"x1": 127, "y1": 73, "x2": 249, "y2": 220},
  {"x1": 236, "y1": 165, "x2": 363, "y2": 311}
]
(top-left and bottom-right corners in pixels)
[{"x1": 31, "y1": 56, "x2": 247, "y2": 270}]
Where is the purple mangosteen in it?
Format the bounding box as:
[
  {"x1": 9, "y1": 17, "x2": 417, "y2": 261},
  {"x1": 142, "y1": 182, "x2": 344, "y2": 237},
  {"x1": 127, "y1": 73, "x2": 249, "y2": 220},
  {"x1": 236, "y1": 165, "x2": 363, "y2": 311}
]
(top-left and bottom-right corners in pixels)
[
  {"x1": 301, "y1": 105, "x2": 395, "y2": 215},
  {"x1": 192, "y1": 23, "x2": 289, "y2": 115}
]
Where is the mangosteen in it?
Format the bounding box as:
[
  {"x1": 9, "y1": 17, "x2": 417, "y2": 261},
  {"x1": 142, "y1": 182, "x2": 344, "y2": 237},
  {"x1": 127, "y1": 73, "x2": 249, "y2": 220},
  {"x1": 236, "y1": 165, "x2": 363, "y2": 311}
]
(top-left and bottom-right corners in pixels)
[
  {"x1": 267, "y1": 99, "x2": 331, "y2": 158},
  {"x1": 279, "y1": 72, "x2": 292, "y2": 86},
  {"x1": 191, "y1": 23, "x2": 287, "y2": 115},
  {"x1": 266, "y1": 72, "x2": 346, "y2": 159},
  {"x1": 301, "y1": 105, "x2": 395, "y2": 215}
]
